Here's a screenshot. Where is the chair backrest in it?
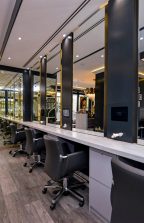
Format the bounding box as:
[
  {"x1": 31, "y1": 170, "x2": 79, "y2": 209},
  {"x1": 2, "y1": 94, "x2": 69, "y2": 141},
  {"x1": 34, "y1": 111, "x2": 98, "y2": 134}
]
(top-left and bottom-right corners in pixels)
[
  {"x1": 44, "y1": 135, "x2": 67, "y2": 181},
  {"x1": 111, "y1": 157, "x2": 144, "y2": 223},
  {"x1": 25, "y1": 128, "x2": 34, "y2": 155},
  {"x1": 10, "y1": 124, "x2": 17, "y2": 143}
]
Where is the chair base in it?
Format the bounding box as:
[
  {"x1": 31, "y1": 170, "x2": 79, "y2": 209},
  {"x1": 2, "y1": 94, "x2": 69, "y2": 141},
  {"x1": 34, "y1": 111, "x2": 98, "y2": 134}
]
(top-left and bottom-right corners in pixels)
[
  {"x1": 24, "y1": 154, "x2": 44, "y2": 173},
  {"x1": 9, "y1": 147, "x2": 27, "y2": 157},
  {"x1": 42, "y1": 177, "x2": 85, "y2": 210}
]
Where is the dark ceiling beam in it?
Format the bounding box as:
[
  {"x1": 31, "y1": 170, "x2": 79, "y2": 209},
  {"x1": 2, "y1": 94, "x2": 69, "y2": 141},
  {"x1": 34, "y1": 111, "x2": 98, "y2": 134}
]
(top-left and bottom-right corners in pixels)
[
  {"x1": 0, "y1": 0, "x2": 23, "y2": 60},
  {"x1": 0, "y1": 64, "x2": 24, "y2": 73}
]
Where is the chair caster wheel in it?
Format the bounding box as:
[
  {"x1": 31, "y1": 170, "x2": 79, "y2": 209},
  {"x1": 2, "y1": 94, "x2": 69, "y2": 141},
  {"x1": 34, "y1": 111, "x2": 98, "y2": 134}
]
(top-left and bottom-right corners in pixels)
[
  {"x1": 29, "y1": 168, "x2": 32, "y2": 173},
  {"x1": 50, "y1": 204, "x2": 56, "y2": 210},
  {"x1": 9, "y1": 150, "x2": 12, "y2": 154},
  {"x1": 23, "y1": 163, "x2": 27, "y2": 167},
  {"x1": 42, "y1": 188, "x2": 47, "y2": 194},
  {"x1": 79, "y1": 201, "x2": 84, "y2": 207},
  {"x1": 12, "y1": 153, "x2": 16, "y2": 157}
]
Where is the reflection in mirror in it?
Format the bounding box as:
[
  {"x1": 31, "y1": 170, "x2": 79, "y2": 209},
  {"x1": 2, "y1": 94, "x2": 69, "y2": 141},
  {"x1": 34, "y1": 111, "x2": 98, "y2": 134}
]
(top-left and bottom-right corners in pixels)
[
  {"x1": 46, "y1": 74, "x2": 57, "y2": 124},
  {"x1": 137, "y1": 0, "x2": 144, "y2": 144},
  {"x1": 33, "y1": 66, "x2": 40, "y2": 121},
  {"x1": 46, "y1": 45, "x2": 60, "y2": 125},
  {"x1": 73, "y1": 8, "x2": 105, "y2": 133}
]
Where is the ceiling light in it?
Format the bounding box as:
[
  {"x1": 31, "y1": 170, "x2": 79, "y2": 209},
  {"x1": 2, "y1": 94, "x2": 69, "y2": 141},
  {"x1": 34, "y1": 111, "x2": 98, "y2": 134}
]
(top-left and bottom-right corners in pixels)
[
  {"x1": 139, "y1": 72, "x2": 144, "y2": 76},
  {"x1": 101, "y1": 55, "x2": 104, "y2": 58},
  {"x1": 63, "y1": 34, "x2": 66, "y2": 38},
  {"x1": 56, "y1": 67, "x2": 59, "y2": 70},
  {"x1": 40, "y1": 55, "x2": 43, "y2": 58},
  {"x1": 18, "y1": 37, "x2": 22, "y2": 40},
  {"x1": 140, "y1": 37, "x2": 144, "y2": 41},
  {"x1": 76, "y1": 55, "x2": 79, "y2": 58},
  {"x1": 8, "y1": 57, "x2": 11, "y2": 60},
  {"x1": 91, "y1": 66, "x2": 105, "y2": 73}
]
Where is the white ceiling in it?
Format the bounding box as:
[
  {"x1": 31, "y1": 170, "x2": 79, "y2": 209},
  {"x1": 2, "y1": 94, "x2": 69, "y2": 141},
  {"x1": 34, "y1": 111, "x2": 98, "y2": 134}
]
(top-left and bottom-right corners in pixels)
[{"x1": 0, "y1": 0, "x2": 144, "y2": 88}]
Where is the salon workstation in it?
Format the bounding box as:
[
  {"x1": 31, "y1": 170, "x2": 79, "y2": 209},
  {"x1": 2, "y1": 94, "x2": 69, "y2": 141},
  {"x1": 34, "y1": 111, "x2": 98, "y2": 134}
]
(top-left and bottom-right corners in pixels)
[{"x1": 0, "y1": 0, "x2": 144, "y2": 223}]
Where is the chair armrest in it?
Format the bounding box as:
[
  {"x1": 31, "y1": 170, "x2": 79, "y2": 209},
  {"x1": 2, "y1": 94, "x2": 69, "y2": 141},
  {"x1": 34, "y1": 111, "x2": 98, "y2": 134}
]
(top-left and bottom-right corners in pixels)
[{"x1": 63, "y1": 151, "x2": 88, "y2": 174}]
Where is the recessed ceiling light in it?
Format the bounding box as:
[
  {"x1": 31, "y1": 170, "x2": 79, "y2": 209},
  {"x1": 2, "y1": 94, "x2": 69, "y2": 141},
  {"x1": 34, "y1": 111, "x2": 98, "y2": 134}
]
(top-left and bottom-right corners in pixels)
[
  {"x1": 40, "y1": 55, "x2": 43, "y2": 58},
  {"x1": 63, "y1": 34, "x2": 66, "y2": 38},
  {"x1": 140, "y1": 37, "x2": 144, "y2": 40},
  {"x1": 8, "y1": 57, "x2": 11, "y2": 60},
  {"x1": 18, "y1": 37, "x2": 22, "y2": 40},
  {"x1": 76, "y1": 55, "x2": 79, "y2": 58},
  {"x1": 56, "y1": 67, "x2": 59, "y2": 70},
  {"x1": 101, "y1": 55, "x2": 104, "y2": 58}
]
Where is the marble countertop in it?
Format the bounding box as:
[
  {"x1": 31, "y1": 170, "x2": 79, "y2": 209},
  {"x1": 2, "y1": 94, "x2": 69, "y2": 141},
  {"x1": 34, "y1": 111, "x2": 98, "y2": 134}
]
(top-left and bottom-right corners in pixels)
[{"x1": 2, "y1": 116, "x2": 144, "y2": 163}]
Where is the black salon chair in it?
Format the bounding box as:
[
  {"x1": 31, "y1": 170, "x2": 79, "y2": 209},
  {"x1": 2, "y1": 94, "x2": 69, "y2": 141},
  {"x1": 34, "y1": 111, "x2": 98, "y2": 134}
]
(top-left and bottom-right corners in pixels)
[
  {"x1": 42, "y1": 135, "x2": 88, "y2": 210},
  {"x1": 111, "y1": 156, "x2": 144, "y2": 223},
  {"x1": 9, "y1": 123, "x2": 26, "y2": 157},
  {"x1": 23, "y1": 128, "x2": 45, "y2": 173}
]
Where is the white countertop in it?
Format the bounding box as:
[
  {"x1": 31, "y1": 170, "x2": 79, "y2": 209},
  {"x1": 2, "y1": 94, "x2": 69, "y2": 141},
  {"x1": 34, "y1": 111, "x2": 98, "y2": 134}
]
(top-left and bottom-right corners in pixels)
[{"x1": 2, "y1": 116, "x2": 144, "y2": 163}]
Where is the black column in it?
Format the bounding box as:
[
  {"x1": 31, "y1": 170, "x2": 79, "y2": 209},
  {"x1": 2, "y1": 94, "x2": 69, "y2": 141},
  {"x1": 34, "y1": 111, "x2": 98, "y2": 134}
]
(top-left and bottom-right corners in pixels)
[
  {"x1": 104, "y1": 0, "x2": 138, "y2": 143},
  {"x1": 61, "y1": 33, "x2": 73, "y2": 130},
  {"x1": 23, "y1": 69, "x2": 33, "y2": 121},
  {"x1": 95, "y1": 72, "x2": 104, "y2": 130},
  {"x1": 5, "y1": 90, "x2": 8, "y2": 116},
  {"x1": 40, "y1": 56, "x2": 47, "y2": 124}
]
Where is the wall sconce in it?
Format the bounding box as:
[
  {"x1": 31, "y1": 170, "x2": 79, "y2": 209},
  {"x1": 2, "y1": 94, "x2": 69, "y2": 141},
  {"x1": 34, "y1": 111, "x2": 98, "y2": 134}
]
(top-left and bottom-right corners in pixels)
[{"x1": 140, "y1": 52, "x2": 144, "y2": 62}]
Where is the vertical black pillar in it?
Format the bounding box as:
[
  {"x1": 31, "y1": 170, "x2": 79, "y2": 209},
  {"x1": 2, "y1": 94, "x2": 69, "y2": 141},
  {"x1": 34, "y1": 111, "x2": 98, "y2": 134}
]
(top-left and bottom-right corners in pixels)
[
  {"x1": 104, "y1": 0, "x2": 138, "y2": 143},
  {"x1": 40, "y1": 56, "x2": 47, "y2": 124},
  {"x1": 61, "y1": 33, "x2": 73, "y2": 130},
  {"x1": 95, "y1": 72, "x2": 104, "y2": 130},
  {"x1": 5, "y1": 90, "x2": 8, "y2": 116},
  {"x1": 23, "y1": 69, "x2": 33, "y2": 121}
]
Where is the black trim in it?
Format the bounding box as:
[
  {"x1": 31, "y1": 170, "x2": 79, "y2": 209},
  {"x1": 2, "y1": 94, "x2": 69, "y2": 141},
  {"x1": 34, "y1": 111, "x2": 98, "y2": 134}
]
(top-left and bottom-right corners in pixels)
[
  {"x1": 74, "y1": 18, "x2": 104, "y2": 42},
  {"x1": 79, "y1": 8, "x2": 100, "y2": 27},
  {"x1": 49, "y1": 44, "x2": 59, "y2": 53},
  {"x1": 23, "y1": 0, "x2": 91, "y2": 67},
  {"x1": 74, "y1": 47, "x2": 105, "y2": 64},
  {"x1": 47, "y1": 51, "x2": 60, "y2": 63},
  {"x1": 50, "y1": 46, "x2": 105, "y2": 75},
  {"x1": 140, "y1": 26, "x2": 144, "y2": 31},
  {"x1": 0, "y1": 0, "x2": 23, "y2": 60}
]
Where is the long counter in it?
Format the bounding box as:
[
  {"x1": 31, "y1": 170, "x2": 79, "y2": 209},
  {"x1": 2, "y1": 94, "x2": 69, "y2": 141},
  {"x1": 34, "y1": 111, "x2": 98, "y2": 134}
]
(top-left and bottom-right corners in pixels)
[
  {"x1": 1, "y1": 117, "x2": 144, "y2": 223},
  {"x1": 2, "y1": 117, "x2": 144, "y2": 163}
]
